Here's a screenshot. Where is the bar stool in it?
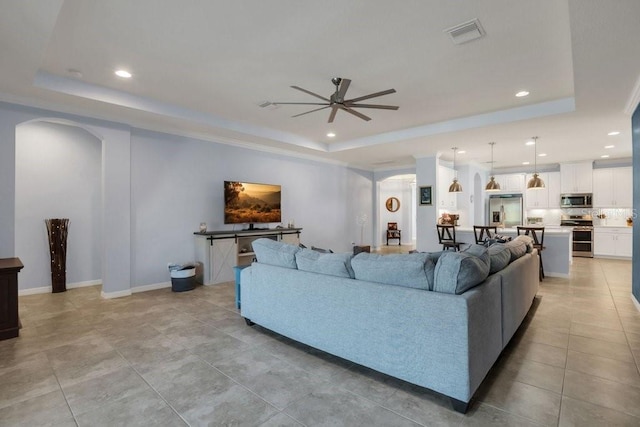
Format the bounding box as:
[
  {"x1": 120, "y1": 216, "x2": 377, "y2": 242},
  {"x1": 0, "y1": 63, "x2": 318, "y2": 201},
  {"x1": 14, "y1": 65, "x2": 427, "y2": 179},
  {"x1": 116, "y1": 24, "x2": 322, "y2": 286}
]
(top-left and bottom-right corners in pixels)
[
  {"x1": 473, "y1": 226, "x2": 498, "y2": 244},
  {"x1": 517, "y1": 226, "x2": 545, "y2": 280},
  {"x1": 436, "y1": 224, "x2": 462, "y2": 251}
]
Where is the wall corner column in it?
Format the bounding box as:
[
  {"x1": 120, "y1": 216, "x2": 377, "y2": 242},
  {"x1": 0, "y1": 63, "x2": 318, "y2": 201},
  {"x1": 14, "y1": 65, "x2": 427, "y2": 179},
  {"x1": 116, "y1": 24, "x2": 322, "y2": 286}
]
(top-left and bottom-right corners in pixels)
[{"x1": 101, "y1": 126, "x2": 132, "y2": 298}]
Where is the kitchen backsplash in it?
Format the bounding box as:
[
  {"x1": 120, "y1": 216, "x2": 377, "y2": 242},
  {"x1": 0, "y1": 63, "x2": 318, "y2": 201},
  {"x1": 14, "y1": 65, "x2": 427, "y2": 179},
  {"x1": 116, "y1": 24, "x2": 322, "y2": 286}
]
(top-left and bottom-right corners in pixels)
[{"x1": 525, "y1": 207, "x2": 633, "y2": 226}]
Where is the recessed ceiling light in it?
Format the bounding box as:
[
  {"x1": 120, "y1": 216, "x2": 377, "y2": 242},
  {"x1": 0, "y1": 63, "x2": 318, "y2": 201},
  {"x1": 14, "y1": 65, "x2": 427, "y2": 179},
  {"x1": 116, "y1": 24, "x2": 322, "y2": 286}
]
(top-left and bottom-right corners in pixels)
[
  {"x1": 605, "y1": 144, "x2": 615, "y2": 149},
  {"x1": 516, "y1": 91, "x2": 530, "y2": 97},
  {"x1": 601, "y1": 154, "x2": 610, "y2": 158},
  {"x1": 115, "y1": 69, "x2": 132, "y2": 78},
  {"x1": 457, "y1": 150, "x2": 466, "y2": 154},
  {"x1": 607, "y1": 131, "x2": 620, "y2": 136},
  {"x1": 326, "y1": 132, "x2": 336, "y2": 138},
  {"x1": 525, "y1": 140, "x2": 535, "y2": 146},
  {"x1": 538, "y1": 153, "x2": 547, "y2": 157},
  {"x1": 522, "y1": 161, "x2": 530, "y2": 165}
]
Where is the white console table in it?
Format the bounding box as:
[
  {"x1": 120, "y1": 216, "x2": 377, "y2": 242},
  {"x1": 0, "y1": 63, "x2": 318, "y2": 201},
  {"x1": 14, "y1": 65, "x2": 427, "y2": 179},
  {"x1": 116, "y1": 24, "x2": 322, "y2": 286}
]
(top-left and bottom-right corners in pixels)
[{"x1": 194, "y1": 228, "x2": 302, "y2": 285}]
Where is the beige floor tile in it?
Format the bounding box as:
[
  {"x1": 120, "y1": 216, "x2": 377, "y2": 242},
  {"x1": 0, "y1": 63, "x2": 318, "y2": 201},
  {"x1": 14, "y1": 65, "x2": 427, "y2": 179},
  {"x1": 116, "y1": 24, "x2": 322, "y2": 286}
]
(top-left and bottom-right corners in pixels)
[
  {"x1": 566, "y1": 350, "x2": 640, "y2": 388},
  {"x1": 559, "y1": 395, "x2": 640, "y2": 427},
  {"x1": 0, "y1": 389, "x2": 75, "y2": 427},
  {"x1": 6, "y1": 259, "x2": 638, "y2": 425},
  {"x1": 569, "y1": 321, "x2": 628, "y2": 344},
  {"x1": 568, "y1": 335, "x2": 635, "y2": 363},
  {"x1": 563, "y1": 370, "x2": 640, "y2": 418},
  {"x1": 477, "y1": 376, "x2": 561, "y2": 426}
]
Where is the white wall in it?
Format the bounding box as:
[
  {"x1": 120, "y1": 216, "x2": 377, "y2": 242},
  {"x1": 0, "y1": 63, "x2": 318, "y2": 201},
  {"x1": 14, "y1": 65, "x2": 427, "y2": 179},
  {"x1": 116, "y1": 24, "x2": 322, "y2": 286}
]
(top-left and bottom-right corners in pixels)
[
  {"x1": 1, "y1": 102, "x2": 375, "y2": 292},
  {"x1": 15, "y1": 121, "x2": 102, "y2": 289},
  {"x1": 130, "y1": 130, "x2": 373, "y2": 287}
]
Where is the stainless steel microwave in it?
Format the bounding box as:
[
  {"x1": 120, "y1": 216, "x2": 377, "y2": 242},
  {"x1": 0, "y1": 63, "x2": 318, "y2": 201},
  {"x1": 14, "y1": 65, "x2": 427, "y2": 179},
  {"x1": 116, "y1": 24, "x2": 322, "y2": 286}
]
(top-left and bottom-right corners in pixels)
[{"x1": 560, "y1": 193, "x2": 592, "y2": 208}]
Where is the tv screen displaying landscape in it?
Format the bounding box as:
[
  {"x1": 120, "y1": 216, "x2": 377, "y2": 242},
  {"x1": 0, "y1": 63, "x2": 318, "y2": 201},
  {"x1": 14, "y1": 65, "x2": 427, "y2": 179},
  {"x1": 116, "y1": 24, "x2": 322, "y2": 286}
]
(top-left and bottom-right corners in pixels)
[{"x1": 224, "y1": 181, "x2": 282, "y2": 224}]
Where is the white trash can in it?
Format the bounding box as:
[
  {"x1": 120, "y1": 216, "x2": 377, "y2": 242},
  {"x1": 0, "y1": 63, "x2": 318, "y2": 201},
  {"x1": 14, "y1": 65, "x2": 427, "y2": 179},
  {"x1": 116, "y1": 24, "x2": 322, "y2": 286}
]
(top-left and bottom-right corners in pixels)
[{"x1": 169, "y1": 264, "x2": 196, "y2": 292}]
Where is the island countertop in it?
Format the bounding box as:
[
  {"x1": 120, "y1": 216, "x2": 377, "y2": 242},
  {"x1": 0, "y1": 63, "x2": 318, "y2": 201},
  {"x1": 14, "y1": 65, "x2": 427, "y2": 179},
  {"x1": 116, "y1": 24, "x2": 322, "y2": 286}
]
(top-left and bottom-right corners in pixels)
[{"x1": 455, "y1": 226, "x2": 571, "y2": 235}]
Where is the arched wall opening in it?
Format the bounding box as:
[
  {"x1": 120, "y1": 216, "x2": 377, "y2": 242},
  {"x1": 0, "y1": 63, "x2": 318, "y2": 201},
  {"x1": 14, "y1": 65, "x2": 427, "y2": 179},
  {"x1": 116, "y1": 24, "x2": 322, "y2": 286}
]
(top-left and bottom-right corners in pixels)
[
  {"x1": 377, "y1": 174, "x2": 416, "y2": 249},
  {"x1": 15, "y1": 119, "x2": 103, "y2": 292}
]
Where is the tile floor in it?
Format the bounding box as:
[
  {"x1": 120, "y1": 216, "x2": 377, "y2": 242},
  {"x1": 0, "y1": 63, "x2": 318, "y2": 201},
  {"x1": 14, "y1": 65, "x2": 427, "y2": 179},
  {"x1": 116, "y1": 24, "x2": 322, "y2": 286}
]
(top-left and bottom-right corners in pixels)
[{"x1": 0, "y1": 257, "x2": 638, "y2": 426}]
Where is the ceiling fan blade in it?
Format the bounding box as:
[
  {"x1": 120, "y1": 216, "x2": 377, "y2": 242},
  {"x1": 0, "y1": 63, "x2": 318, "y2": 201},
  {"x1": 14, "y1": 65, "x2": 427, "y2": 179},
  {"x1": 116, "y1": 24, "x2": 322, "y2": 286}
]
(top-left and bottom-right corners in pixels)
[
  {"x1": 340, "y1": 105, "x2": 371, "y2": 121},
  {"x1": 347, "y1": 88, "x2": 396, "y2": 103},
  {"x1": 272, "y1": 102, "x2": 330, "y2": 106},
  {"x1": 292, "y1": 105, "x2": 331, "y2": 118},
  {"x1": 291, "y1": 86, "x2": 330, "y2": 102},
  {"x1": 328, "y1": 105, "x2": 339, "y2": 123},
  {"x1": 336, "y1": 78, "x2": 351, "y2": 101},
  {"x1": 346, "y1": 103, "x2": 399, "y2": 110}
]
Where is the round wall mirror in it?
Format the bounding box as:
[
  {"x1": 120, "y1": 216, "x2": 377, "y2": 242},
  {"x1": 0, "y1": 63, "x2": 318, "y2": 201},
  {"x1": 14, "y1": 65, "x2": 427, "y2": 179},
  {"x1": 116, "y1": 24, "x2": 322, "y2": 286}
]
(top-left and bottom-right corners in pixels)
[{"x1": 385, "y1": 197, "x2": 401, "y2": 212}]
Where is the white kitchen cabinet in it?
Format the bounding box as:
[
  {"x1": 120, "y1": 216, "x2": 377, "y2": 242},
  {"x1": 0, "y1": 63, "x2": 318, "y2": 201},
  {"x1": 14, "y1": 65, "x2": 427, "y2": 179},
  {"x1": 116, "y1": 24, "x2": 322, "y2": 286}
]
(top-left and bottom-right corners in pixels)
[
  {"x1": 547, "y1": 172, "x2": 561, "y2": 208},
  {"x1": 525, "y1": 172, "x2": 549, "y2": 208},
  {"x1": 560, "y1": 162, "x2": 593, "y2": 193},
  {"x1": 593, "y1": 167, "x2": 632, "y2": 208},
  {"x1": 525, "y1": 172, "x2": 561, "y2": 208},
  {"x1": 493, "y1": 173, "x2": 525, "y2": 193},
  {"x1": 594, "y1": 227, "x2": 632, "y2": 258},
  {"x1": 438, "y1": 165, "x2": 457, "y2": 210}
]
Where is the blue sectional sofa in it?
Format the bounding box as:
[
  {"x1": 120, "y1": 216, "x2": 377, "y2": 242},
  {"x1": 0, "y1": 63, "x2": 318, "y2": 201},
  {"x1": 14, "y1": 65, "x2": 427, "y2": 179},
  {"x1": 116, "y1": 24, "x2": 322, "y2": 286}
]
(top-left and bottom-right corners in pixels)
[{"x1": 240, "y1": 238, "x2": 539, "y2": 413}]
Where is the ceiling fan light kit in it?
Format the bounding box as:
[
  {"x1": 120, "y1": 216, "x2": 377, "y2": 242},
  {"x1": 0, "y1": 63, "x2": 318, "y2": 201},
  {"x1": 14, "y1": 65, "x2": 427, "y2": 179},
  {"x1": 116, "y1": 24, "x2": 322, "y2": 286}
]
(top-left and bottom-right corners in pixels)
[
  {"x1": 527, "y1": 136, "x2": 545, "y2": 189},
  {"x1": 273, "y1": 78, "x2": 398, "y2": 123}
]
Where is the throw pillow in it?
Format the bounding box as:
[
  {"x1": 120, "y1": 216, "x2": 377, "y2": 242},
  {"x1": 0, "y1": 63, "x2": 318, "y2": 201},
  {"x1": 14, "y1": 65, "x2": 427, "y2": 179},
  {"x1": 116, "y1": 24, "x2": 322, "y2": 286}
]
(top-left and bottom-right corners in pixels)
[
  {"x1": 351, "y1": 253, "x2": 431, "y2": 290},
  {"x1": 432, "y1": 247, "x2": 490, "y2": 294},
  {"x1": 295, "y1": 249, "x2": 354, "y2": 278},
  {"x1": 504, "y1": 239, "x2": 527, "y2": 262},
  {"x1": 252, "y1": 238, "x2": 299, "y2": 269},
  {"x1": 513, "y1": 235, "x2": 534, "y2": 253},
  {"x1": 487, "y1": 243, "x2": 511, "y2": 273}
]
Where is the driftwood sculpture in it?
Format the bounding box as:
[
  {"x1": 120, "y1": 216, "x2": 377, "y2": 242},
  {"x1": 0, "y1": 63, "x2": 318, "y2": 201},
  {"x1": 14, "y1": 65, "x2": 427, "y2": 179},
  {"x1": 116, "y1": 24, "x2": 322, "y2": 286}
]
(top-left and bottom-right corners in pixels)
[{"x1": 45, "y1": 218, "x2": 69, "y2": 293}]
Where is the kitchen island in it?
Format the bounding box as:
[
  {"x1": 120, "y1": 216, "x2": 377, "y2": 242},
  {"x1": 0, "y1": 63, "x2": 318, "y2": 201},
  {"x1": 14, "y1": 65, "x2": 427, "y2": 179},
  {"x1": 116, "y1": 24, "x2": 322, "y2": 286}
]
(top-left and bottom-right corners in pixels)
[{"x1": 454, "y1": 226, "x2": 572, "y2": 278}]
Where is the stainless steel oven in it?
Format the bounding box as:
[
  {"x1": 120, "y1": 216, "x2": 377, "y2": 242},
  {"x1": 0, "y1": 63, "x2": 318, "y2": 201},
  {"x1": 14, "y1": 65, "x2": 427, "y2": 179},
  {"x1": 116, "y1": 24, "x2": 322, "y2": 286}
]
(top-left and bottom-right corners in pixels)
[
  {"x1": 572, "y1": 227, "x2": 594, "y2": 257},
  {"x1": 561, "y1": 215, "x2": 593, "y2": 258}
]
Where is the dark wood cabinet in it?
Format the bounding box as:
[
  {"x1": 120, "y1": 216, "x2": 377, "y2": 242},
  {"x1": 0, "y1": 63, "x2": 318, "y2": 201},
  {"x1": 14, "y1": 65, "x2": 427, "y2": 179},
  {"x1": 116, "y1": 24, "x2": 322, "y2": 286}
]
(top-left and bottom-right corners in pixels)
[{"x1": 0, "y1": 258, "x2": 23, "y2": 340}]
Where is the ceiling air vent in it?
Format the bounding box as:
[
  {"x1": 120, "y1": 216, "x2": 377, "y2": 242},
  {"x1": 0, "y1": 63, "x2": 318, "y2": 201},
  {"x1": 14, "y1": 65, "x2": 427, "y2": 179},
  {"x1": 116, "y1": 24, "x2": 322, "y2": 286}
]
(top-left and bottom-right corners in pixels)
[{"x1": 444, "y1": 19, "x2": 485, "y2": 45}]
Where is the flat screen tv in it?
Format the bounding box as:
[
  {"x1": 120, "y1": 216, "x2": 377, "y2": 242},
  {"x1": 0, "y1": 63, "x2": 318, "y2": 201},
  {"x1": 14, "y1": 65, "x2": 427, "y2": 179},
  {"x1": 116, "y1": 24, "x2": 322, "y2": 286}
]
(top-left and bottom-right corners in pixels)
[{"x1": 224, "y1": 181, "x2": 282, "y2": 225}]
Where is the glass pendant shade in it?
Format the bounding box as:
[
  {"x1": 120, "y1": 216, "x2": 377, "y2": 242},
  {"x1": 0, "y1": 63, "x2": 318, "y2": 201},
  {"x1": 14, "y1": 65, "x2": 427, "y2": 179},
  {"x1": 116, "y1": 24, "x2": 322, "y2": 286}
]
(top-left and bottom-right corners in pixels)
[
  {"x1": 526, "y1": 137, "x2": 545, "y2": 189},
  {"x1": 449, "y1": 147, "x2": 462, "y2": 192},
  {"x1": 485, "y1": 142, "x2": 501, "y2": 191}
]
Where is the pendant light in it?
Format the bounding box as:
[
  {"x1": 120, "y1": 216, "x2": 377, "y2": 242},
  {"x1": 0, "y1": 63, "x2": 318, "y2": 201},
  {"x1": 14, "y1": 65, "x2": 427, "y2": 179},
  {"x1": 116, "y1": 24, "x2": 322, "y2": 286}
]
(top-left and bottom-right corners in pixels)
[
  {"x1": 448, "y1": 147, "x2": 463, "y2": 192},
  {"x1": 527, "y1": 136, "x2": 545, "y2": 189},
  {"x1": 485, "y1": 142, "x2": 501, "y2": 191}
]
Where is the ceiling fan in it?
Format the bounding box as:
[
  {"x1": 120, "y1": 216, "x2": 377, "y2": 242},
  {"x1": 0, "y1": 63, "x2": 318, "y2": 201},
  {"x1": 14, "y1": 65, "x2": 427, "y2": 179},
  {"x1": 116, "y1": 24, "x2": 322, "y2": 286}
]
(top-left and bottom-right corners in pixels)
[{"x1": 273, "y1": 77, "x2": 398, "y2": 123}]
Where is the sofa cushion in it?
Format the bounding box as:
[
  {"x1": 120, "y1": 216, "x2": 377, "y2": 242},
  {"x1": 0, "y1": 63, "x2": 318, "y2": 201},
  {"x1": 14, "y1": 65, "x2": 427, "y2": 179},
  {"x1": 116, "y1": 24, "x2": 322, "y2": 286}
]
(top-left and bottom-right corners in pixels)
[
  {"x1": 433, "y1": 247, "x2": 490, "y2": 294},
  {"x1": 295, "y1": 249, "x2": 354, "y2": 278},
  {"x1": 351, "y1": 253, "x2": 432, "y2": 290},
  {"x1": 505, "y1": 239, "x2": 528, "y2": 262},
  {"x1": 252, "y1": 238, "x2": 299, "y2": 269},
  {"x1": 487, "y1": 243, "x2": 511, "y2": 274}
]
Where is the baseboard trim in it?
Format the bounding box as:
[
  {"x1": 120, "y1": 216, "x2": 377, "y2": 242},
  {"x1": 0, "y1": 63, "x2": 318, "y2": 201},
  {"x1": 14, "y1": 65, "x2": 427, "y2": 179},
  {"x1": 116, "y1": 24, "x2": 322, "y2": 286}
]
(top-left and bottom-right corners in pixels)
[
  {"x1": 18, "y1": 286, "x2": 51, "y2": 296},
  {"x1": 101, "y1": 289, "x2": 132, "y2": 299},
  {"x1": 19, "y1": 279, "x2": 102, "y2": 296},
  {"x1": 67, "y1": 279, "x2": 101, "y2": 289},
  {"x1": 632, "y1": 294, "x2": 640, "y2": 312},
  {"x1": 544, "y1": 272, "x2": 570, "y2": 279},
  {"x1": 131, "y1": 281, "x2": 171, "y2": 293}
]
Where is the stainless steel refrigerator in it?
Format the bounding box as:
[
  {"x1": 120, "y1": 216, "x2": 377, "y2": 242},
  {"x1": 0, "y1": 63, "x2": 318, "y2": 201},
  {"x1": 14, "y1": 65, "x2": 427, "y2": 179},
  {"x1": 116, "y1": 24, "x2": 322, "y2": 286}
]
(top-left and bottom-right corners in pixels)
[{"x1": 488, "y1": 194, "x2": 523, "y2": 228}]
